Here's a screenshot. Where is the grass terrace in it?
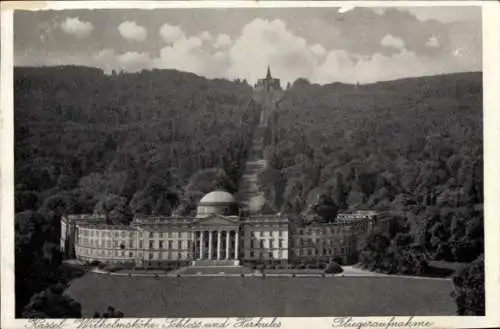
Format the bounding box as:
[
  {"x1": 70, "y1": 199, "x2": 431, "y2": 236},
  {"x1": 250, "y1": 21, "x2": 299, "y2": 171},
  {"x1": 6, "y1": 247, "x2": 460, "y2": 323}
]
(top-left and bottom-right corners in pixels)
[{"x1": 66, "y1": 273, "x2": 456, "y2": 317}]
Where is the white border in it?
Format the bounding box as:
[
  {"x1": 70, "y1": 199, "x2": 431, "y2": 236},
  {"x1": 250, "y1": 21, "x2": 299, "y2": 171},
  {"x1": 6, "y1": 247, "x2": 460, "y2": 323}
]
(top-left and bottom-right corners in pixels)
[{"x1": 1, "y1": 1, "x2": 499, "y2": 329}]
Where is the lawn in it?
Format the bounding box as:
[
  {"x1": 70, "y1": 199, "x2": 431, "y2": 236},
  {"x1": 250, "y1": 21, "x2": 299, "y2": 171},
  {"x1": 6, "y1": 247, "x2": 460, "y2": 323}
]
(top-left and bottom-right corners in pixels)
[{"x1": 66, "y1": 273, "x2": 456, "y2": 317}]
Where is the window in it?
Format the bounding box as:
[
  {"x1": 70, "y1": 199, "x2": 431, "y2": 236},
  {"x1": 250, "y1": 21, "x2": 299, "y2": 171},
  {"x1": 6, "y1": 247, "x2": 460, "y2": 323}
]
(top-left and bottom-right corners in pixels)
[
  {"x1": 139, "y1": 241, "x2": 143, "y2": 249},
  {"x1": 149, "y1": 253, "x2": 153, "y2": 260},
  {"x1": 168, "y1": 241, "x2": 173, "y2": 249},
  {"x1": 149, "y1": 240, "x2": 154, "y2": 249},
  {"x1": 178, "y1": 252, "x2": 182, "y2": 260},
  {"x1": 129, "y1": 252, "x2": 133, "y2": 257},
  {"x1": 149, "y1": 232, "x2": 154, "y2": 238},
  {"x1": 159, "y1": 232, "x2": 163, "y2": 238},
  {"x1": 159, "y1": 241, "x2": 164, "y2": 249}
]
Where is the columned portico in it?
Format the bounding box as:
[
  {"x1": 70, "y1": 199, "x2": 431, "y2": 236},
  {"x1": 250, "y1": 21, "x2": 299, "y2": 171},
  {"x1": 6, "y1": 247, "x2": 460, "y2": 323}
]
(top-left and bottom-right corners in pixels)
[{"x1": 195, "y1": 229, "x2": 239, "y2": 262}]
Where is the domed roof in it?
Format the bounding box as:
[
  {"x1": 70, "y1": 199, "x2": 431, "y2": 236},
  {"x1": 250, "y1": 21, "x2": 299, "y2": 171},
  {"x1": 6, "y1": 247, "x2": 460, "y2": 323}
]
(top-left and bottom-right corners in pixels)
[{"x1": 199, "y1": 190, "x2": 235, "y2": 204}]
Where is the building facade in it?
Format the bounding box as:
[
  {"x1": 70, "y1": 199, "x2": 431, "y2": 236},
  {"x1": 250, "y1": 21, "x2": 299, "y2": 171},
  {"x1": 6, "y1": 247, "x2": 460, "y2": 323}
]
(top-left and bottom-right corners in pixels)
[{"x1": 61, "y1": 190, "x2": 377, "y2": 268}]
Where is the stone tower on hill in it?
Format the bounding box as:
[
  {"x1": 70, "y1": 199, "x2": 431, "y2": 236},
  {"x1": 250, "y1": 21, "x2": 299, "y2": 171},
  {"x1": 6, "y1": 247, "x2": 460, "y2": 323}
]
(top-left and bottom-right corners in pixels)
[
  {"x1": 255, "y1": 65, "x2": 282, "y2": 92},
  {"x1": 253, "y1": 65, "x2": 285, "y2": 127}
]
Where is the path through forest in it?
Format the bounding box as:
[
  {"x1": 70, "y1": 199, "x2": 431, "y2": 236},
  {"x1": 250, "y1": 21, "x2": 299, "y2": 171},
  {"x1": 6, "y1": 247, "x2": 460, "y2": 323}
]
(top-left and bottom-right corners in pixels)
[{"x1": 237, "y1": 124, "x2": 267, "y2": 214}]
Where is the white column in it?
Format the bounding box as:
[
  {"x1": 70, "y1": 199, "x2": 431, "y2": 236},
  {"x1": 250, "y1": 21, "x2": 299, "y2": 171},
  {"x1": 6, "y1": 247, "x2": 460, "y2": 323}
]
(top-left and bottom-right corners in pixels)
[
  {"x1": 217, "y1": 231, "x2": 221, "y2": 260},
  {"x1": 225, "y1": 231, "x2": 230, "y2": 259},
  {"x1": 235, "y1": 230, "x2": 239, "y2": 260},
  {"x1": 199, "y1": 231, "x2": 204, "y2": 260},
  {"x1": 208, "y1": 231, "x2": 213, "y2": 260}
]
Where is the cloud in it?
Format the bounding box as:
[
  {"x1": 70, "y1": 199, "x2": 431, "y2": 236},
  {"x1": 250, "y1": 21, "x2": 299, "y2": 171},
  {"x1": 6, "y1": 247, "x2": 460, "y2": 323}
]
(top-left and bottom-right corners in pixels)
[
  {"x1": 155, "y1": 36, "x2": 209, "y2": 74},
  {"x1": 117, "y1": 51, "x2": 152, "y2": 72},
  {"x1": 227, "y1": 18, "x2": 320, "y2": 86},
  {"x1": 118, "y1": 21, "x2": 147, "y2": 41},
  {"x1": 313, "y1": 49, "x2": 446, "y2": 84},
  {"x1": 60, "y1": 17, "x2": 94, "y2": 37},
  {"x1": 311, "y1": 44, "x2": 326, "y2": 57},
  {"x1": 200, "y1": 31, "x2": 212, "y2": 41},
  {"x1": 214, "y1": 34, "x2": 232, "y2": 48},
  {"x1": 159, "y1": 23, "x2": 185, "y2": 44},
  {"x1": 372, "y1": 7, "x2": 480, "y2": 23},
  {"x1": 426, "y1": 36, "x2": 440, "y2": 47},
  {"x1": 380, "y1": 34, "x2": 405, "y2": 51},
  {"x1": 24, "y1": 12, "x2": 480, "y2": 86},
  {"x1": 91, "y1": 49, "x2": 151, "y2": 73}
]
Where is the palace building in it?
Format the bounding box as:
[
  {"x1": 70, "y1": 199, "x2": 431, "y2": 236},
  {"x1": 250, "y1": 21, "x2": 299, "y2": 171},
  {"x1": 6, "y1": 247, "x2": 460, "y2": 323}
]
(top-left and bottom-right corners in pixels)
[
  {"x1": 60, "y1": 68, "x2": 378, "y2": 269},
  {"x1": 61, "y1": 190, "x2": 377, "y2": 268}
]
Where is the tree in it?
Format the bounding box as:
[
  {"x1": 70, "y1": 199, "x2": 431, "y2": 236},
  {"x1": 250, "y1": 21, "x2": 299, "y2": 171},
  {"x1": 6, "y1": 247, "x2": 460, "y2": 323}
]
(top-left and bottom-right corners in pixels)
[
  {"x1": 452, "y1": 254, "x2": 484, "y2": 315},
  {"x1": 22, "y1": 283, "x2": 82, "y2": 318},
  {"x1": 212, "y1": 168, "x2": 237, "y2": 193},
  {"x1": 15, "y1": 190, "x2": 39, "y2": 212},
  {"x1": 93, "y1": 306, "x2": 124, "y2": 318},
  {"x1": 94, "y1": 194, "x2": 132, "y2": 224},
  {"x1": 15, "y1": 211, "x2": 62, "y2": 316}
]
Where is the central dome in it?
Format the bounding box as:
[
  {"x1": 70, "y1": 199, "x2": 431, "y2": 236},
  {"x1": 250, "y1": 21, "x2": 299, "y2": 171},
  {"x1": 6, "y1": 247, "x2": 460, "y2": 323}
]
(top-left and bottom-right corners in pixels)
[
  {"x1": 199, "y1": 190, "x2": 235, "y2": 204},
  {"x1": 196, "y1": 190, "x2": 237, "y2": 218}
]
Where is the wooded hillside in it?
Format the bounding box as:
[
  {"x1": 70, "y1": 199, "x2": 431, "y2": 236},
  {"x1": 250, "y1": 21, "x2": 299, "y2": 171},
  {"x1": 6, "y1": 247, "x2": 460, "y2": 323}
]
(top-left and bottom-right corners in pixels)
[
  {"x1": 14, "y1": 66, "x2": 260, "y2": 316},
  {"x1": 260, "y1": 72, "x2": 483, "y2": 276}
]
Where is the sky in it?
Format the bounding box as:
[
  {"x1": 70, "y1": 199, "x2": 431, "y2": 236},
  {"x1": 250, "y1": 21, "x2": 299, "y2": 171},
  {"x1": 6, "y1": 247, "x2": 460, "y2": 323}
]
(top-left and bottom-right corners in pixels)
[{"x1": 14, "y1": 6, "x2": 482, "y2": 85}]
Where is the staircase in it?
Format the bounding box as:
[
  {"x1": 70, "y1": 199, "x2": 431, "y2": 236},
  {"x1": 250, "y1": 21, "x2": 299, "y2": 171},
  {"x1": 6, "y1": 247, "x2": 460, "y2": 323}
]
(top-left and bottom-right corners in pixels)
[
  {"x1": 237, "y1": 125, "x2": 268, "y2": 214},
  {"x1": 191, "y1": 259, "x2": 240, "y2": 267}
]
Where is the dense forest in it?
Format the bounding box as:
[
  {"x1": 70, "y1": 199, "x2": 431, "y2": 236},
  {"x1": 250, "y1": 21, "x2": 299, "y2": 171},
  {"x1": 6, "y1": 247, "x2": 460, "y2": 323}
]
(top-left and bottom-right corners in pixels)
[
  {"x1": 259, "y1": 72, "x2": 484, "y2": 313},
  {"x1": 14, "y1": 66, "x2": 260, "y2": 316},
  {"x1": 13, "y1": 66, "x2": 484, "y2": 316}
]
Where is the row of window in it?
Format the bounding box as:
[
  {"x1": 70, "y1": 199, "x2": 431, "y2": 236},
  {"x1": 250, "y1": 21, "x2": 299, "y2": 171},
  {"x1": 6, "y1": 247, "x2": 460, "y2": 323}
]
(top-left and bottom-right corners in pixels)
[
  {"x1": 296, "y1": 227, "x2": 361, "y2": 235},
  {"x1": 294, "y1": 238, "x2": 350, "y2": 246},
  {"x1": 245, "y1": 230, "x2": 286, "y2": 238},
  {"x1": 79, "y1": 229, "x2": 134, "y2": 238},
  {"x1": 145, "y1": 251, "x2": 189, "y2": 260},
  {"x1": 78, "y1": 229, "x2": 192, "y2": 239},
  {"x1": 76, "y1": 247, "x2": 191, "y2": 260},
  {"x1": 143, "y1": 231, "x2": 191, "y2": 238},
  {"x1": 295, "y1": 247, "x2": 349, "y2": 257},
  {"x1": 249, "y1": 238, "x2": 287, "y2": 249},
  {"x1": 77, "y1": 247, "x2": 133, "y2": 258},
  {"x1": 78, "y1": 227, "x2": 368, "y2": 240},
  {"x1": 78, "y1": 238, "x2": 132, "y2": 249},
  {"x1": 245, "y1": 250, "x2": 288, "y2": 259},
  {"x1": 143, "y1": 240, "x2": 191, "y2": 250},
  {"x1": 78, "y1": 238, "x2": 193, "y2": 250}
]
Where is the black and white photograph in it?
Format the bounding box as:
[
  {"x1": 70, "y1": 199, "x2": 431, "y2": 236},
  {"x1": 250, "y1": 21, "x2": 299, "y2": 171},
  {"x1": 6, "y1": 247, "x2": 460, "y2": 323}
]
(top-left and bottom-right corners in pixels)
[{"x1": 1, "y1": 1, "x2": 498, "y2": 327}]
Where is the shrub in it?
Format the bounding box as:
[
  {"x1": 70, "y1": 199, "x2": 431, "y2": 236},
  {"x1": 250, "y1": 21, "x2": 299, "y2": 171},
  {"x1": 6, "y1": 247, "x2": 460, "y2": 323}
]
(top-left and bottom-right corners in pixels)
[
  {"x1": 452, "y1": 254, "x2": 484, "y2": 315},
  {"x1": 324, "y1": 262, "x2": 343, "y2": 274},
  {"x1": 89, "y1": 260, "x2": 101, "y2": 267}
]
